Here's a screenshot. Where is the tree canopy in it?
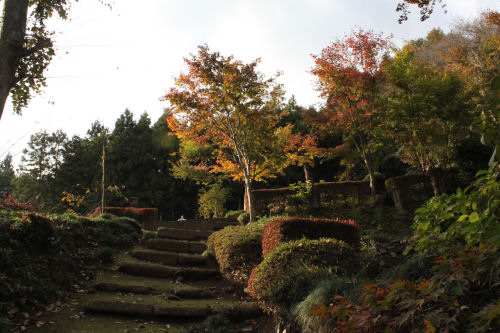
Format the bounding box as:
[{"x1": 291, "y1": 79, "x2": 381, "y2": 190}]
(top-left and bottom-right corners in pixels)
[{"x1": 163, "y1": 45, "x2": 287, "y2": 221}]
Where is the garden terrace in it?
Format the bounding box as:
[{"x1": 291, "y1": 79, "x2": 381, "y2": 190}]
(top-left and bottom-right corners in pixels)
[{"x1": 249, "y1": 180, "x2": 371, "y2": 215}]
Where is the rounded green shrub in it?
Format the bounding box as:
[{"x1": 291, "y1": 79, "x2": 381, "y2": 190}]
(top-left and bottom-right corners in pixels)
[
  {"x1": 246, "y1": 238, "x2": 360, "y2": 312},
  {"x1": 207, "y1": 223, "x2": 264, "y2": 286},
  {"x1": 10, "y1": 214, "x2": 54, "y2": 251}
]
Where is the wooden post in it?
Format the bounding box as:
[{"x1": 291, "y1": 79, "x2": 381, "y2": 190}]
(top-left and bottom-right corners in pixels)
[{"x1": 100, "y1": 143, "x2": 105, "y2": 215}]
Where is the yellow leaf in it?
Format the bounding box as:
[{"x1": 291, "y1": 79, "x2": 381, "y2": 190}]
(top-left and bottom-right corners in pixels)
[{"x1": 424, "y1": 318, "x2": 436, "y2": 333}]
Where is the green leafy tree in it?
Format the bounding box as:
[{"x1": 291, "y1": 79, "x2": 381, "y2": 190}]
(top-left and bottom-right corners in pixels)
[
  {"x1": 13, "y1": 129, "x2": 67, "y2": 209},
  {"x1": 53, "y1": 122, "x2": 109, "y2": 213},
  {"x1": 20, "y1": 130, "x2": 67, "y2": 179},
  {"x1": 0, "y1": 153, "x2": 15, "y2": 194},
  {"x1": 198, "y1": 182, "x2": 230, "y2": 218},
  {"x1": 385, "y1": 34, "x2": 472, "y2": 194},
  {"x1": 446, "y1": 13, "x2": 500, "y2": 167}
]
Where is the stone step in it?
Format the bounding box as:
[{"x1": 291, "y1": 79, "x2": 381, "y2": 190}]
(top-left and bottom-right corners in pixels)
[
  {"x1": 131, "y1": 249, "x2": 216, "y2": 268},
  {"x1": 159, "y1": 219, "x2": 237, "y2": 231},
  {"x1": 146, "y1": 238, "x2": 206, "y2": 254},
  {"x1": 83, "y1": 300, "x2": 262, "y2": 320},
  {"x1": 119, "y1": 262, "x2": 219, "y2": 280},
  {"x1": 94, "y1": 283, "x2": 215, "y2": 299},
  {"x1": 157, "y1": 227, "x2": 214, "y2": 240}
]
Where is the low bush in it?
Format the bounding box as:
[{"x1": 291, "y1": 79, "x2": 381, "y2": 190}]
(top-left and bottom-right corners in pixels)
[
  {"x1": 381, "y1": 252, "x2": 435, "y2": 281},
  {"x1": 207, "y1": 223, "x2": 264, "y2": 286},
  {"x1": 0, "y1": 208, "x2": 142, "y2": 328},
  {"x1": 309, "y1": 245, "x2": 500, "y2": 333},
  {"x1": 409, "y1": 164, "x2": 500, "y2": 253},
  {"x1": 261, "y1": 217, "x2": 360, "y2": 257},
  {"x1": 246, "y1": 238, "x2": 360, "y2": 313},
  {"x1": 8, "y1": 213, "x2": 54, "y2": 252},
  {"x1": 89, "y1": 206, "x2": 158, "y2": 229},
  {"x1": 91, "y1": 217, "x2": 141, "y2": 248}
]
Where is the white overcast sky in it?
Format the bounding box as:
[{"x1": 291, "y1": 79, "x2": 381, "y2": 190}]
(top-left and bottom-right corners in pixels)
[{"x1": 0, "y1": 0, "x2": 499, "y2": 167}]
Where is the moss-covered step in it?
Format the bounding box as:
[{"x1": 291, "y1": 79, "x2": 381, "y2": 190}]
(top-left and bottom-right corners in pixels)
[
  {"x1": 83, "y1": 298, "x2": 262, "y2": 320},
  {"x1": 159, "y1": 220, "x2": 237, "y2": 231},
  {"x1": 27, "y1": 305, "x2": 187, "y2": 333},
  {"x1": 157, "y1": 227, "x2": 214, "y2": 240},
  {"x1": 119, "y1": 262, "x2": 219, "y2": 280},
  {"x1": 146, "y1": 238, "x2": 207, "y2": 253},
  {"x1": 131, "y1": 249, "x2": 217, "y2": 268},
  {"x1": 93, "y1": 271, "x2": 214, "y2": 298}
]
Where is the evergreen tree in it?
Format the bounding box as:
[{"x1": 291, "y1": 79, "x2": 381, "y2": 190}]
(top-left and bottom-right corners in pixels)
[{"x1": 0, "y1": 153, "x2": 15, "y2": 194}]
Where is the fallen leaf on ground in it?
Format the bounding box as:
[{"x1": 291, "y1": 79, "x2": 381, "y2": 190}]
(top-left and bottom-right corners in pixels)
[{"x1": 7, "y1": 307, "x2": 18, "y2": 315}]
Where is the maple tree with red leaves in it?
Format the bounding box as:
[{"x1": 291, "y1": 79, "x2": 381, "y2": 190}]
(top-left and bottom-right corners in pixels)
[
  {"x1": 163, "y1": 45, "x2": 286, "y2": 222},
  {"x1": 311, "y1": 29, "x2": 393, "y2": 202}
]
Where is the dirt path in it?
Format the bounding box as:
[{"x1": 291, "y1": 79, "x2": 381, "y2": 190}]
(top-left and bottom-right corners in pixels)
[{"x1": 28, "y1": 220, "x2": 271, "y2": 333}]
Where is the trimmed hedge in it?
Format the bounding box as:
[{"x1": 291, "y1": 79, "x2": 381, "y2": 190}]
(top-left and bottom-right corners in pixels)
[
  {"x1": 90, "y1": 207, "x2": 158, "y2": 230},
  {"x1": 246, "y1": 238, "x2": 360, "y2": 312},
  {"x1": 207, "y1": 223, "x2": 264, "y2": 286},
  {"x1": 261, "y1": 217, "x2": 360, "y2": 257}
]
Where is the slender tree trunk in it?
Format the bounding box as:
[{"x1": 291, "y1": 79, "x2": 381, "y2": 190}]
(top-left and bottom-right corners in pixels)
[
  {"x1": 0, "y1": 0, "x2": 29, "y2": 120},
  {"x1": 428, "y1": 169, "x2": 440, "y2": 196},
  {"x1": 303, "y1": 163, "x2": 313, "y2": 183},
  {"x1": 101, "y1": 143, "x2": 105, "y2": 215},
  {"x1": 365, "y1": 158, "x2": 377, "y2": 203},
  {"x1": 304, "y1": 163, "x2": 320, "y2": 210},
  {"x1": 243, "y1": 173, "x2": 255, "y2": 223}
]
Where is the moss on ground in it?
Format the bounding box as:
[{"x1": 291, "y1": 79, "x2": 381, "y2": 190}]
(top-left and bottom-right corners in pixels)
[
  {"x1": 83, "y1": 292, "x2": 236, "y2": 309},
  {"x1": 95, "y1": 270, "x2": 200, "y2": 294},
  {"x1": 27, "y1": 306, "x2": 185, "y2": 333}
]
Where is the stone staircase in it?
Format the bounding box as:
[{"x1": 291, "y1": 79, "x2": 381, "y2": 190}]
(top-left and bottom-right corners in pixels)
[{"x1": 81, "y1": 219, "x2": 265, "y2": 331}]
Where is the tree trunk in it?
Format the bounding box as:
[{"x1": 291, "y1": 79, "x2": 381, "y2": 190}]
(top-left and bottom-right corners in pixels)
[
  {"x1": 303, "y1": 163, "x2": 313, "y2": 183},
  {"x1": 365, "y1": 159, "x2": 377, "y2": 204},
  {"x1": 243, "y1": 174, "x2": 255, "y2": 222},
  {"x1": 303, "y1": 163, "x2": 320, "y2": 210},
  {"x1": 0, "y1": 0, "x2": 29, "y2": 120},
  {"x1": 428, "y1": 169, "x2": 441, "y2": 196}
]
